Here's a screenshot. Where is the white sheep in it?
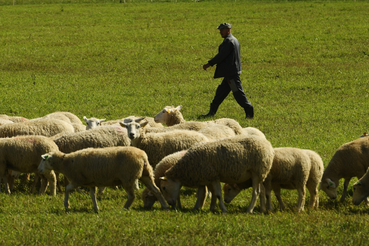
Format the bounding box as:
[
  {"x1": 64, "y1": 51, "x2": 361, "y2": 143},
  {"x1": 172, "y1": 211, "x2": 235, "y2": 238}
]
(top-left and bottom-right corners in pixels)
[
  {"x1": 242, "y1": 127, "x2": 266, "y2": 139},
  {"x1": 0, "y1": 119, "x2": 14, "y2": 126},
  {"x1": 102, "y1": 116, "x2": 163, "y2": 128},
  {"x1": 0, "y1": 114, "x2": 29, "y2": 123},
  {"x1": 197, "y1": 124, "x2": 236, "y2": 141},
  {"x1": 120, "y1": 119, "x2": 210, "y2": 168},
  {"x1": 352, "y1": 168, "x2": 369, "y2": 205},
  {"x1": 223, "y1": 148, "x2": 324, "y2": 213},
  {"x1": 320, "y1": 137, "x2": 369, "y2": 202},
  {"x1": 38, "y1": 146, "x2": 169, "y2": 212},
  {"x1": 0, "y1": 135, "x2": 59, "y2": 195},
  {"x1": 83, "y1": 116, "x2": 106, "y2": 130},
  {"x1": 142, "y1": 150, "x2": 212, "y2": 209},
  {"x1": 159, "y1": 135, "x2": 274, "y2": 214},
  {"x1": 53, "y1": 125, "x2": 130, "y2": 154},
  {"x1": 42, "y1": 112, "x2": 83, "y2": 125},
  {"x1": 0, "y1": 119, "x2": 75, "y2": 138},
  {"x1": 154, "y1": 105, "x2": 243, "y2": 135}
]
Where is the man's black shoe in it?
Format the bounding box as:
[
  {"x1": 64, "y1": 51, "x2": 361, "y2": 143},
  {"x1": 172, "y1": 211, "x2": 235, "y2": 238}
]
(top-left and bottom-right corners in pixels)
[
  {"x1": 245, "y1": 115, "x2": 254, "y2": 119},
  {"x1": 199, "y1": 112, "x2": 215, "y2": 119}
]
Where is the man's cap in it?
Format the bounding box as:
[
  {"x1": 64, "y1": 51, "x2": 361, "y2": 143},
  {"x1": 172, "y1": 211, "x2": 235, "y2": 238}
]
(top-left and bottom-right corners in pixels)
[{"x1": 217, "y1": 23, "x2": 232, "y2": 29}]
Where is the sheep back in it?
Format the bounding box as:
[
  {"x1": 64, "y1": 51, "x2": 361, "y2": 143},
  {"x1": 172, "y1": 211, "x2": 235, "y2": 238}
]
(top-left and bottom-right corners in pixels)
[
  {"x1": 0, "y1": 119, "x2": 75, "y2": 138},
  {"x1": 165, "y1": 135, "x2": 274, "y2": 187},
  {"x1": 54, "y1": 125, "x2": 130, "y2": 153}
]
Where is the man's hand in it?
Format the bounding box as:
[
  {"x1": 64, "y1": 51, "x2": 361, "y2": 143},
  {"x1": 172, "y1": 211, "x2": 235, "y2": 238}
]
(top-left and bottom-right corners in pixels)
[{"x1": 203, "y1": 63, "x2": 211, "y2": 70}]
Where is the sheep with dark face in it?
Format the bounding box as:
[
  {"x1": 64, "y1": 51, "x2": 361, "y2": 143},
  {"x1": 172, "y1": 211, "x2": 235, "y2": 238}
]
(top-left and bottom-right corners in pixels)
[
  {"x1": 159, "y1": 135, "x2": 274, "y2": 214},
  {"x1": 38, "y1": 146, "x2": 169, "y2": 212}
]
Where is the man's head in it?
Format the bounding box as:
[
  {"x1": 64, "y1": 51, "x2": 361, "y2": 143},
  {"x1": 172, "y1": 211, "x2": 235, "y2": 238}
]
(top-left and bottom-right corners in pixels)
[{"x1": 217, "y1": 22, "x2": 232, "y2": 38}]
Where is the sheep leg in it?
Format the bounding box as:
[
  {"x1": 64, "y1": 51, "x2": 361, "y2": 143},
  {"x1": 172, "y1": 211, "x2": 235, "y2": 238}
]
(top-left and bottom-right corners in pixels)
[
  {"x1": 64, "y1": 183, "x2": 77, "y2": 210},
  {"x1": 123, "y1": 186, "x2": 136, "y2": 210},
  {"x1": 55, "y1": 172, "x2": 62, "y2": 192},
  {"x1": 247, "y1": 175, "x2": 262, "y2": 214},
  {"x1": 296, "y1": 186, "x2": 306, "y2": 213},
  {"x1": 43, "y1": 171, "x2": 57, "y2": 196},
  {"x1": 193, "y1": 186, "x2": 207, "y2": 211},
  {"x1": 340, "y1": 178, "x2": 351, "y2": 203},
  {"x1": 139, "y1": 176, "x2": 169, "y2": 210},
  {"x1": 210, "y1": 181, "x2": 227, "y2": 213},
  {"x1": 90, "y1": 187, "x2": 100, "y2": 213},
  {"x1": 306, "y1": 181, "x2": 319, "y2": 208},
  {"x1": 39, "y1": 174, "x2": 49, "y2": 195},
  {"x1": 262, "y1": 181, "x2": 272, "y2": 212},
  {"x1": 272, "y1": 186, "x2": 285, "y2": 211},
  {"x1": 0, "y1": 166, "x2": 10, "y2": 194}
]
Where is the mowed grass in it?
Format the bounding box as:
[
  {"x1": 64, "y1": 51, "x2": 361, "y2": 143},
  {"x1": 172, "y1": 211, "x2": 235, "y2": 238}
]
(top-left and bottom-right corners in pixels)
[{"x1": 1, "y1": 0, "x2": 369, "y2": 244}]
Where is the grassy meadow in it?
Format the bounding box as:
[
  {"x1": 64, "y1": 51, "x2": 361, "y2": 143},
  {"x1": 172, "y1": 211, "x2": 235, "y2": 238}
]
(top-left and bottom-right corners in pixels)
[{"x1": 1, "y1": 0, "x2": 369, "y2": 244}]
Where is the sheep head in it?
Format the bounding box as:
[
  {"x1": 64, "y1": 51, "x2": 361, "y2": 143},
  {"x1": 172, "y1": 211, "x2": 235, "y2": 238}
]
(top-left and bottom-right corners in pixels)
[
  {"x1": 119, "y1": 118, "x2": 148, "y2": 140},
  {"x1": 83, "y1": 116, "x2": 106, "y2": 130},
  {"x1": 154, "y1": 105, "x2": 183, "y2": 125},
  {"x1": 320, "y1": 178, "x2": 337, "y2": 199},
  {"x1": 159, "y1": 176, "x2": 181, "y2": 208}
]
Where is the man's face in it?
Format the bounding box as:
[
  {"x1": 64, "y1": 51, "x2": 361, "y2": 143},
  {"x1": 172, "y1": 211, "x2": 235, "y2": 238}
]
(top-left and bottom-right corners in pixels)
[{"x1": 219, "y1": 28, "x2": 230, "y2": 38}]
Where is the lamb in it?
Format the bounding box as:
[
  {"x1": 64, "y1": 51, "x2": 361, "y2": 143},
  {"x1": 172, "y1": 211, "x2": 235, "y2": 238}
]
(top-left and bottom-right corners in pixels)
[
  {"x1": 320, "y1": 137, "x2": 369, "y2": 202},
  {"x1": 0, "y1": 135, "x2": 59, "y2": 195},
  {"x1": 53, "y1": 125, "x2": 130, "y2": 154},
  {"x1": 142, "y1": 150, "x2": 211, "y2": 209},
  {"x1": 159, "y1": 135, "x2": 275, "y2": 213},
  {"x1": 154, "y1": 105, "x2": 243, "y2": 135},
  {"x1": 352, "y1": 168, "x2": 369, "y2": 205},
  {"x1": 0, "y1": 119, "x2": 75, "y2": 138},
  {"x1": 120, "y1": 119, "x2": 210, "y2": 168},
  {"x1": 83, "y1": 116, "x2": 106, "y2": 130},
  {"x1": 223, "y1": 148, "x2": 324, "y2": 213},
  {"x1": 38, "y1": 146, "x2": 169, "y2": 212}
]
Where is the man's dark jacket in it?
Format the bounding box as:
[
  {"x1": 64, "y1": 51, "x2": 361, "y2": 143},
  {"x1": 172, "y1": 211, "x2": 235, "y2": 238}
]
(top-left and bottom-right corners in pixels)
[{"x1": 208, "y1": 33, "x2": 242, "y2": 79}]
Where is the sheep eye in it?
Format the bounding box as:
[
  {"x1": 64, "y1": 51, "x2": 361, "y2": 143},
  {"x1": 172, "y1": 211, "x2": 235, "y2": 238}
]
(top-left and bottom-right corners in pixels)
[
  {"x1": 326, "y1": 186, "x2": 330, "y2": 189},
  {"x1": 162, "y1": 187, "x2": 166, "y2": 191}
]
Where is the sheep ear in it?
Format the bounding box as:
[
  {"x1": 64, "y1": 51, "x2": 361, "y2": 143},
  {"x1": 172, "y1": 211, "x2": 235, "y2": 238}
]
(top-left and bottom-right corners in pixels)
[
  {"x1": 159, "y1": 176, "x2": 167, "y2": 181},
  {"x1": 119, "y1": 122, "x2": 128, "y2": 128},
  {"x1": 41, "y1": 154, "x2": 49, "y2": 161},
  {"x1": 327, "y1": 178, "x2": 336, "y2": 188},
  {"x1": 140, "y1": 121, "x2": 149, "y2": 128},
  {"x1": 101, "y1": 119, "x2": 106, "y2": 123},
  {"x1": 135, "y1": 117, "x2": 146, "y2": 123},
  {"x1": 176, "y1": 105, "x2": 183, "y2": 111},
  {"x1": 83, "y1": 116, "x2": 87, "y2": 121}
]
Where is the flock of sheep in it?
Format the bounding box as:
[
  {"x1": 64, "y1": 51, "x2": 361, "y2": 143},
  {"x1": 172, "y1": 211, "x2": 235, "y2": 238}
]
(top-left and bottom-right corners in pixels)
[{"x1": 0, "y1": 105, "x2": 368, "y2": 214}]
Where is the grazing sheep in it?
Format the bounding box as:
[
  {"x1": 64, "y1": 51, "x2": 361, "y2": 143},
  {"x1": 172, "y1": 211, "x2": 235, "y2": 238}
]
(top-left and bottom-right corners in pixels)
[
  {"x1": 154, "y1": 105, "x2": 243, "y2": 135},
  {"x1": 38, "y1": 146, "x2": 169, "y2": 212},
  {"x1": 352, "y1": 168, "x2": 369, "y2": 205},
  {"x1": 0, "y1": 135, "x2": 59, "y2": 195},
  {"x1": 159, "y1": 135, "x2": 274, "y2": 213},
  {"x1": 53, "y1": 125, "x2": 130, "y2": 154},
  {"x1": 120, "y1": 119, "x2": 210, "y2": 168},
  {"x1": 0, "y1": 114, "x2": 29, "y2": 123},
  {"x1": 223, "y1": 148, "x2": 323, "y2": 212},
  {"x1": 0, "y1": 119, "x2": 75, "y2": 138},
  {"x1": 142, "y1": 150, "x2": 212, "y2": 210},
  {"x1": 320, "y1": 137, "x2": 369, "y2": 202},
  {"x1": 242, "y1": 127, "x2": 266, "y2": 139},
  {"x1": 83, "y1": 116, "x2": 106, "y2": 130}
]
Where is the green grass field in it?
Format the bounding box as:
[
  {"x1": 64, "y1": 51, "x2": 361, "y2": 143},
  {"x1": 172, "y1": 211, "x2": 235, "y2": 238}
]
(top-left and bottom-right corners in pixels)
[{"x1": 1, "y1": 0, "x2": 369, "y2": 244}]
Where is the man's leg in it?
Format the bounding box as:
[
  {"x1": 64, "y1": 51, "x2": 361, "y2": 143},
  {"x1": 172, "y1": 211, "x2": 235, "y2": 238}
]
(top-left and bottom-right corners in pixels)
[
  {"x1": 228, "y1": 76, "x2": 254, "y2": 119},
  {"x1": 201, "y1": 78, "x2": 231, "y2": 118}
]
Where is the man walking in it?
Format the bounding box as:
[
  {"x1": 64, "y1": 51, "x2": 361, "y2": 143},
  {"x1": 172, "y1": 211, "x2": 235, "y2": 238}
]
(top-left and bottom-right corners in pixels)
[{"x1": 202, "y1": 23, "x2": 254, "y2": 119}]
